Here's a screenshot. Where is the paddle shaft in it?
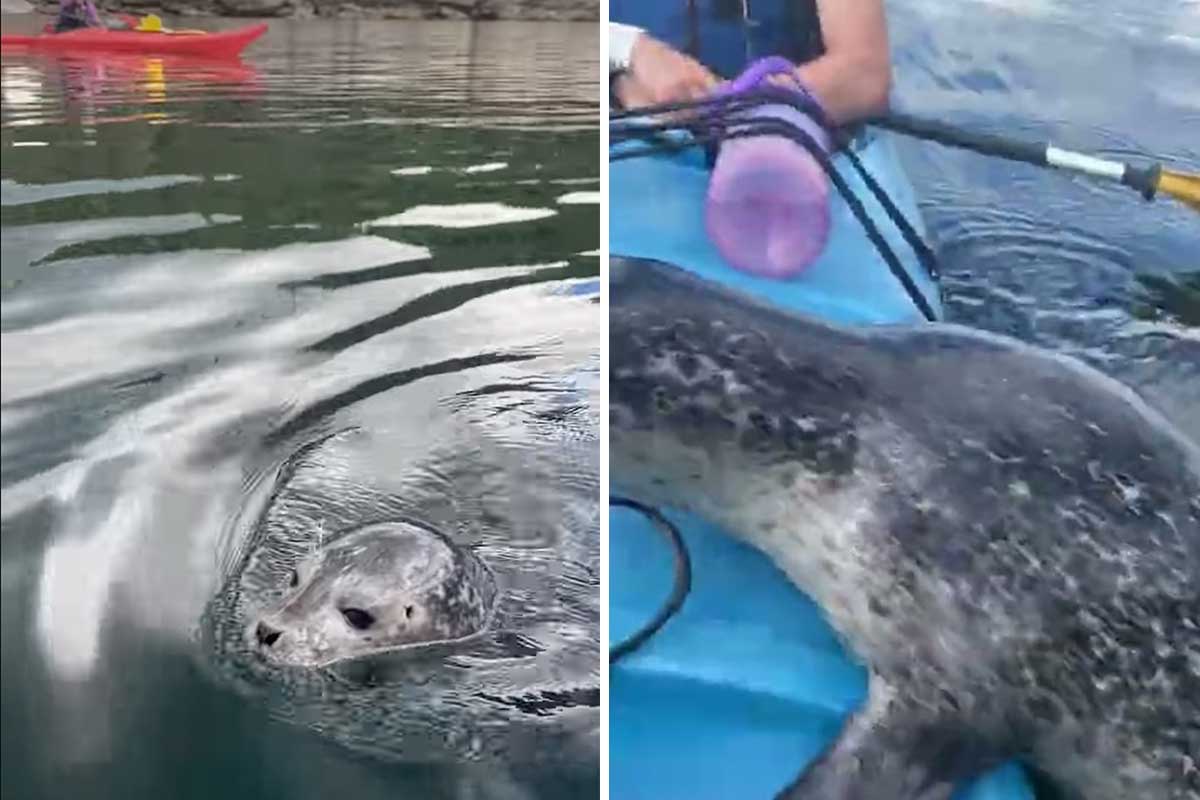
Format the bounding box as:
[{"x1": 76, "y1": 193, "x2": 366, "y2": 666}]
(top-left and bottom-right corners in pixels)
[{"x1": 874, "y1": 112, "x2": 1162, "y2": 200}]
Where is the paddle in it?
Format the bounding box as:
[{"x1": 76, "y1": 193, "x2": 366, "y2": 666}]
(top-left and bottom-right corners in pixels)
[{"x1": 873, "y1": 112, "x2": 1200, "y2": 213}]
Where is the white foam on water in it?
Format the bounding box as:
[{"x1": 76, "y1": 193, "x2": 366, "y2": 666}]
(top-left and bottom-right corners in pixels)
[
  {"x1": 461, "y1": 162, "x2": 508, "y2": 173},
  {"x1": 364, "y1": 202, "x2": 556, "y2": 229},
  {"x1": 557, "y1": 191, "x2": 601, "y2": 204},
  {"x1": 1164, "y1": 32, "x2": 1200, "y2": 52},
  {"x1": 2, "y1": 175, "x2": 204, "y2": 207}
]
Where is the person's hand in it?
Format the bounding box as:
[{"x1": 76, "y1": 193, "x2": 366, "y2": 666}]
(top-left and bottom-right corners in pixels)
[
  {"x1": 615, "y1": 34, "x2": 718, "y2": 110},
  {"x1": 765, "y1": 71, "x2": 804, "y2": 91}
]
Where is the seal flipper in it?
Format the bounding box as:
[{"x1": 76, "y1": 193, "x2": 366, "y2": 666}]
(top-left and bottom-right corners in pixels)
[{"x1": 776, "y1": 676, "x2": 999, "y2": 800}]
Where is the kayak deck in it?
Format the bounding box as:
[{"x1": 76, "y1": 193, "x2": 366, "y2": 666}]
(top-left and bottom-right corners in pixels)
[
  {"x1": 1, "y1": 23, "x2": 267, "y2": 57},
  {"x1": 609, "y1": 128, "x2": 1036, "y2": 800}
]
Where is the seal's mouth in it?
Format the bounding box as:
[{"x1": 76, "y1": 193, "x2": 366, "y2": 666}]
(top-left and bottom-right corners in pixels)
[
  {"x1": 245, "y1": 595, "x2": 502, "y2": 669},
  {"x1": 246, "y1": 617, "x2": 333, "y2": 667},
  {"x1": 248, "y1": 619, "x2": 494, "y2": 669}
]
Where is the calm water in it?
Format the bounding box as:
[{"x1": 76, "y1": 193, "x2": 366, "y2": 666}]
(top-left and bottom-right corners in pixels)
[
  {"x1": 888, "y1": 0, "x2": 1199, "y2": 439},
  {"x1": 1, "y1": 18, "x2": 599, "y2": 800}
]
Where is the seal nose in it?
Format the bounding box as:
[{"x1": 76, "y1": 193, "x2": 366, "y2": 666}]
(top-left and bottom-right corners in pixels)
[{"x1": 255, "y1": 621, "x2": 282, "y2": 648}]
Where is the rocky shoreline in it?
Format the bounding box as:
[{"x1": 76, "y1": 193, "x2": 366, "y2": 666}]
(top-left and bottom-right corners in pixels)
[{"x1": 21, "y1": 0, "x2": 597, "y2": 20}]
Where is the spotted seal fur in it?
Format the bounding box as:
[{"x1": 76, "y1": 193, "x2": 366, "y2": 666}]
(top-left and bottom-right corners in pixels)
[
  {"x1": 251, "y1": 520, "x2": 497, "y2": 667},
  {"x1": 609, "y1": 257, "x2": 1199, "y2": 800}
]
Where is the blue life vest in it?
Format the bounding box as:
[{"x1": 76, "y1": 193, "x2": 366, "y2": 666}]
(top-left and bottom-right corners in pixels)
[{"x1": 611, "y1": 0, "x2": 824, "y2": 79}]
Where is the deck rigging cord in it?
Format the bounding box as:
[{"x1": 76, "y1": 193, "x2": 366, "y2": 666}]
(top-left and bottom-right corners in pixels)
[{"x1": 608, "y1": 497, "x2": 692, "y2": 665}]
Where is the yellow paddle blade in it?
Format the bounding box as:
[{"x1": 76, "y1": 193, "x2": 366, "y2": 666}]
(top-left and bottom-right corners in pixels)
[
  {"x1": 1157, "y1": 169, "x2": 1200, "y2": 213},
  {"x1": 136, "y1": 14, "x2": 163, "y2": 32}
]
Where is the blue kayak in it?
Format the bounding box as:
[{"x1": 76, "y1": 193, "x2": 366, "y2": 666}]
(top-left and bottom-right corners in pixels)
[{"x1": 609, "y1": 125, "x2": 1037, "y2": 799}]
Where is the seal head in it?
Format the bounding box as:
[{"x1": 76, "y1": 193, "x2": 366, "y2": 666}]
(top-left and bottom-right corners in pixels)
[{"x1": 251, "y1": 521, "x2": 497, "y2": 667}]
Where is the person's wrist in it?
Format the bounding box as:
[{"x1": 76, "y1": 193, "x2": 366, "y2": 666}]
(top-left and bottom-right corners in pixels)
[
  {"x1": 627, "y1": 32, "x2": 649, "y2": 72},
  {"x1": 609, "y1": 22, "x2": 643, "y2": 72}
]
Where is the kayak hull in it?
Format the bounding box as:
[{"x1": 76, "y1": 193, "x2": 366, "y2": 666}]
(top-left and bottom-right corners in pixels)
[
  {"x1": 1, "y1": 23, "x2": 268, "y2": 57},
  {"x1": 609, "y1": 129, "x2": 1036, "y2": 800}
]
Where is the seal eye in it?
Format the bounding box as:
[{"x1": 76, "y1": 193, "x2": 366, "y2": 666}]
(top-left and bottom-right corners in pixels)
[
  {"x1": 288, "y1": 570, "x2": 299, "y2": 588},
  {"x1": 341, "y1": 608, "x2": 375, "y2": 630},
  {"x1": 405, "y1": 605, "x2": 414, "y2": 619}
]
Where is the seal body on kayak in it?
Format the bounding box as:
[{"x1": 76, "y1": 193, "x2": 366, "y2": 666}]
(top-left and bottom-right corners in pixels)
[
  {"x1": 609, "y1": 257, "x2": 1200, "y2": 800},
  {"x1": 251, "y1": 520, "x2": 497, "y2": 667}
]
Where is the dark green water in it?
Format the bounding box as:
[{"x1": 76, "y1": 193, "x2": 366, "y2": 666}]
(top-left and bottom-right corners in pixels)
[{"x1": 1, "y1": 17, "x2": 599, "y2": 800}]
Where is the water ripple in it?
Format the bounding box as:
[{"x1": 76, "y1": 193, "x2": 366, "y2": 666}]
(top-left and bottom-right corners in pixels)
[{"x1": 2, "y1": 19, "x2": 598, "y2": 800}]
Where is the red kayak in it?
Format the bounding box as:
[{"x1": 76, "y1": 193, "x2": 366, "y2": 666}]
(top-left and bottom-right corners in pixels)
[{"x1": 1, "y1": 22, "x2": 268, "y2": 57}]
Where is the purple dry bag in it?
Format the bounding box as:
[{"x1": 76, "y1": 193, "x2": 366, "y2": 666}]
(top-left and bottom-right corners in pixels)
[{"x1": 705, "y1": 57, "x2": 832, "y2": 280}]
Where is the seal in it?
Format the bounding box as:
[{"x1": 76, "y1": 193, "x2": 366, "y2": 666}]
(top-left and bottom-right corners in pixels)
[
  {"x1": 609, "y1": 257, "x2": 1200, "y2": 800},
  {"x1": 251, "y1": 520, "x2": 497, "y2": 667}
]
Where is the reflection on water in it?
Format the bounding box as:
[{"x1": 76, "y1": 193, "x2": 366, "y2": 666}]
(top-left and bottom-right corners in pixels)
[
  {"x1": 2, "y1": 17, "x2": 598, "y2": 800},
  {"x1": 1, "y1": 50, "x2": 263, "y2": 129}
]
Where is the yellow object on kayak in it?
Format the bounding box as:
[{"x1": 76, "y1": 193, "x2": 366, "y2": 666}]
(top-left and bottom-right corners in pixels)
[
  {"x1": 135, "y1": 14, "x2": 163, "y2": 32},
  {"x1": 132, "y1": 15, "x2": 206, "y2": 35}
]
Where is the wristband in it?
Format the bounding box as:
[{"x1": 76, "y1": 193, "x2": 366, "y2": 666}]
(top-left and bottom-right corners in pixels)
[{"x1": 609, "y1": 22, "x2": 642, "y2": 72}]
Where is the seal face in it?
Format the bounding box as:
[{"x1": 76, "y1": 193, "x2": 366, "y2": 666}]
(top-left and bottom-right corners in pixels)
[
  {"x1": 609, "y1": 257, "x2": 1200, "y2": 800},
  {"x1": 251, "y1": 521, "x2": 497, "y2": 667}
]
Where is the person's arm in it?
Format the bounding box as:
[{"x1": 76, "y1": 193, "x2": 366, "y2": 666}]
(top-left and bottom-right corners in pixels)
[
  {"x1": 792, "y1": 0, "x2": 892, "y2": 124},
  {"x1": 609, "y1": 24, "x2": 717, "y2": 109},
  {"x1": 82, "y1": 0, "x2": 101, "y2": 26}
]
